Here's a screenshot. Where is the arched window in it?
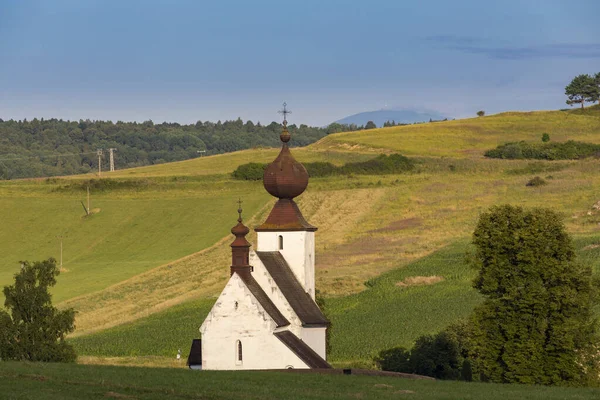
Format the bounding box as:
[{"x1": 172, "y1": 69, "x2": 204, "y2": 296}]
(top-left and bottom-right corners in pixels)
[
  {"x1": 236, "y1": 340, "x2": 243, "y2": 364},
  {"x1": 278, "y1": 235, "x2": 283, "y2": 250}
]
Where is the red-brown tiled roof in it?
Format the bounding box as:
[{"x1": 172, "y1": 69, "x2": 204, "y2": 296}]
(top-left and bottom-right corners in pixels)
[
  {"x1": 255, "y1": 199, "x2": 317, "y2": 232},
  {"x1": 256, "y1": 251, "x2": 328, "y2": 327},
  {"x1": 274, "y1": 330, "x2": 331, "y2": 369}
]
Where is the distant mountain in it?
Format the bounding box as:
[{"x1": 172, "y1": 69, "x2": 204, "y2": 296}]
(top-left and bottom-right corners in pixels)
[{"x1": 335, "y1": 109, "x2": 448, "y2": 127}]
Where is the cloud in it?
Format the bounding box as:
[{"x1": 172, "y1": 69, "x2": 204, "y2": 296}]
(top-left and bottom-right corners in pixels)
[{"x1": 426, "y1": 36, "x2": 600, "y2": 59}]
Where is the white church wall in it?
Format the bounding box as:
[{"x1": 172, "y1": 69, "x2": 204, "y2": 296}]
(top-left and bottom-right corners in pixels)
[
  {"x1": 200, "y1": 274, "x2": 308, "y2": 370},
  {"x1": 249, "y1": 251, "x2": 302, "y2": 337},
  {"x1": 301, "y1": 327, "x2": 327, "y2": 360},
  {"x1": 256, "y1": 231, "x2": 316, "y2": 299}
]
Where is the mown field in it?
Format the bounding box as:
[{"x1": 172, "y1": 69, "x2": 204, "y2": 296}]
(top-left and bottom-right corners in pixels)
[
  {"x1": 2, "y1": 361, "x2": 600, "y2": 400},
  {"x1": 3, "y1": 107, "x2": 600, "y2": 368}
]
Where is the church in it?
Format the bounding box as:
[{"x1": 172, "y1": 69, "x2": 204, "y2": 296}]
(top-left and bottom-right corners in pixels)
[{"x1": 198, "y1": 111, "x2": 331, "y2": 370}]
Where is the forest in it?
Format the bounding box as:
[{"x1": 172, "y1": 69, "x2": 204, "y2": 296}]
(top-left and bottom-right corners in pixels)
[{"x1": 0, "y1": 118, "x2": 361, "y2": 179}]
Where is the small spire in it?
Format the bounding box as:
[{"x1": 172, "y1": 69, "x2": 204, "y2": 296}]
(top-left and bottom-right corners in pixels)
[
  {"x1": 278, "y1": 102, "x2": 292, "y2": 143},
  {"x1": 237, "y1": 198, "x2": 243, "y2": 222}
]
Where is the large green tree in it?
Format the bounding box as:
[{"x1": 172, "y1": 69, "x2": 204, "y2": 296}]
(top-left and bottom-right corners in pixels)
[
  {"x1": 565, "y1": 74, "x2": 598, "y2": 108},
  {"x1": 0, "y1": 258, "x2": 76, "y2": 362},
  {"x1": 469, "y1": 205, "x2": 598, "y2": 385}
]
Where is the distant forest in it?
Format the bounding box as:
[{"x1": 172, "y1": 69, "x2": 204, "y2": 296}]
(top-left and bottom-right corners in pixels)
[{"x1": 0, "y1": 118, "x2": 364, "y2": 179}]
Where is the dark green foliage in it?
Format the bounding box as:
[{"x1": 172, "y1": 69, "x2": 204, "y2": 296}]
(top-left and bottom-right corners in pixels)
[
  {"x1": 230, "y1": 162, "x2": 266, "y2": 181},
  {"x1": 365, "y1": 120, "x2": 377, "y2": 129},
  {"x1": 565, "y1": 74, "x2": 599, "y2": 108},
  {"x1": 461, "y1": 359, "x2": 473, "y2": 382},
  {"x1": 477, "y1": 110, "x2": 485, "y2": 117},
  {"x1": 374, "y1": 347, "x2": 412, "y2": 373},
  {"x1": 0, "y1": 258, "x2": 76, "y2": 362},
  {"x1": 526, "y1": 176, "x2": 547, "y2": 187},
  {"x1": 469, "y1": 205, "x2": 598, "y2": 385},
  {"x1": 0, "y1": 118, "x2": 360, "y2": 179},
  {"x1": 375, "y1": 326, "x2": 469, "y2": 380},
  {"x1": 485, "y1": 140, "x2": 600, "y2": 160},
  {"x1": 231, "y1": 154, "x2": 415, "y2": 180},
  {"x1": 542, "y1": 133, "x2": 550, "y2": 142}
]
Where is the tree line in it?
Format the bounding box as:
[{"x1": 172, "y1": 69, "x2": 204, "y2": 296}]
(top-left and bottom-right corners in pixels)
[
  {"x1": 0, "y1": 118, "x2": 362, "y2": 180},
  {"x1": 565, "y1": 73, "x2": 600, "y2": 108}
]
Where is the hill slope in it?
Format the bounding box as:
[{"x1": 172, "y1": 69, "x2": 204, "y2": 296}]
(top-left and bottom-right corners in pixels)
[
  {"x1": 335, "y1": 109, "x2": 447, "y2": 127},
  {"x1": 2, "y1": 107, "x2": 600, "y2": 366}
]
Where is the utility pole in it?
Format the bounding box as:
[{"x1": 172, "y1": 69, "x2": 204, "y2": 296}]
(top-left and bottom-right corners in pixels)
[
  {"x1": 108, "y1": 148, "x2": 117, "y2": 172},
  {"x1": 87, "y1": 185, "x2": 90, "y2": 214},
  {"x1": 97, "y1": 149, "x2": 103, "y2": 177}
]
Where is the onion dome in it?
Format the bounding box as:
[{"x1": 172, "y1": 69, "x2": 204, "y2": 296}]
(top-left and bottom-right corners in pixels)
[
  {"x1": 256, "y1": 104, "x2": 316, "y2": 232},
  {"x1": 231, "y1": 201, "x2": 252, "y2": 277},
  {"x1": 231, "y1": 202, "x2": 251, "y2": 248},
  {"x1": 263, "y1": 122, "x2": 309, "y2": 199}
]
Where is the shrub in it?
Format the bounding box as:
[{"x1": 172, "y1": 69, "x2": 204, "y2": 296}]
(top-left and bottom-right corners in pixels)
[
  {"x1": 232, "y1": 154, "x2": 415, "y2": 180},
  {"x1": 526, "y1": 176, "x2": 547, "y2": 187},
  {"x1": 477, "y1": 110, "x2": 485, "y2": 117},
  {"x1": 231, "y1": 162, "x2": 266, "y2": 180},
  {"x1": 542, "y1": 133, "x2": 550, "y2": 142},
  {"x1": 375, "y1": 322, "x2": 473, "y2": 380},
  {"x1": 485, "y1": 140, "x2": 600, "y2": 160}
]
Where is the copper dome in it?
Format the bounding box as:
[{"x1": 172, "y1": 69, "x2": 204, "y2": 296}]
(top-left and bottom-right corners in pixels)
[{"x1": 263, "y1": 127, "x2": 308, "y2": 199}]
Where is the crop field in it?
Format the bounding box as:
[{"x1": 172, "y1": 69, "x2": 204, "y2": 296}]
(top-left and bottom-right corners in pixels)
[
  {"x1": 2, "y1": 361, "x2": 600, "y2": 400},
  {"x1": 3, "y1": 107, "x2": 600, "y2": 367}
]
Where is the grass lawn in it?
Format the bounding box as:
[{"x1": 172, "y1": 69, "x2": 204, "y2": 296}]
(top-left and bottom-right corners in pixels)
[{"x1": 1, "y1": 361, "x2": 599, "y2": 400}]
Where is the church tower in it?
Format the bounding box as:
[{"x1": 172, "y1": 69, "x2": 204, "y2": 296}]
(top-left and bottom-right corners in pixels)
[
  {"x1": 255, "y1": 109, "x2": 318, "y2": 299},
  {"x1": 198, "y1": 104, "x2": 329, "y2": 370}
]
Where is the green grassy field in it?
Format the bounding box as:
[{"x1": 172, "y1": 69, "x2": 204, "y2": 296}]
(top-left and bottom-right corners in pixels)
[
  {"x1": 2, "y1": 361, "x2": 600, "y2": 400},
  {"x1": 3, "y1": 107, "x2": 600, "y2": 372}
]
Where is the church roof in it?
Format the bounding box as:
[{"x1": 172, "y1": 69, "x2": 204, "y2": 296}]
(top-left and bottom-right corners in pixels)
[
  {"x1": 239, "y1": 273, "x2": 290, "y2": 328},
  {"x1": 256, "y1": 251, "x2": 329, "y2": 327},
  {"x1": 274, "y1": 331, "x2": 331, "y2": 369},
  {"x1": 255, "y1": 199, "x2": 317, "y2": 232}
]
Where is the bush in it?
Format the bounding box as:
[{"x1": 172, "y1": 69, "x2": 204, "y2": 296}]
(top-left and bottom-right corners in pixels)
[
  {"x1": 526, "y1": 176, "x2": 547, "y2": 187},
  {"x1": 231, "y1": 162, "x2": 266, "y2": 180},
  {"x1": 374, "y1": 347, "x2": 412, "y2": 373},
  {"x1": 375, "y1": 323, "x2": 473, "y2": 380},
  {"x1": 485, "y1": 140, "x2": 600, "y2": 160},
  {"x1": 231, "y1": 154, "x2": 415, "y2": 180},
  {"x1": 477, "y1": 110, "x2": 485, "y2": 117},
  {"x1": 542, "y1": 133, "x2": 550, "y2": 142}
]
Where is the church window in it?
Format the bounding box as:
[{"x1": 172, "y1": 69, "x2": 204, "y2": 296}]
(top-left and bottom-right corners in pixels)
[
  {"x1": 278, "y1": 235, "x2": 283, "y2": 250},
  {"x1": 236, "y1": 340, "x2": 243, "y2": 364}
]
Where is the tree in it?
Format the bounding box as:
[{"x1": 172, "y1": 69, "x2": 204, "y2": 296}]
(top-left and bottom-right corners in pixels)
[
  {"x1": 594, "y1": 73, "x2": 600, "y2": 105},
  {"x1": 542, "y1": 133, "x2": 550, "y2": 142},
  {"x1": 565, "y1": 74, "x2": 597, "y2": 108},
  {"x1": 365, "y1": 120, "x2": 377, "y2": 129},
  {"x1": 477, "y1": 110, "x2": 485, "y2": 117},
  {"x1": 469, "y1": 205, "x2": 598, "y2": 385},
  {"x1": 0, "y1": 258, "x2": 76, "y2": 362}
]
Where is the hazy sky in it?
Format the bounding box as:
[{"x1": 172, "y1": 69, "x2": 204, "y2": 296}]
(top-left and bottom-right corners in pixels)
[{"x1": 1, "y1": 0, "x2": 599, "y2": 126}]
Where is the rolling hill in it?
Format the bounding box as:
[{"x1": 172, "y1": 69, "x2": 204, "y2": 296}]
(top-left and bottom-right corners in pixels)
[
  {"x1": 2, "y1": 106, "x2": 600, "y2": 368},
  {"x1": 335, "y1": 109, "x2": 447, "y2": 127}
]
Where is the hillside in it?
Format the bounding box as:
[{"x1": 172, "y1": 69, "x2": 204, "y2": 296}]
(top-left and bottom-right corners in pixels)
[
  {"x1": 2, "y1": 107, "x2": 600, "y2": 367},
  {"x1": 335, "y1": 109, "x2": 447, "y2": 127}
]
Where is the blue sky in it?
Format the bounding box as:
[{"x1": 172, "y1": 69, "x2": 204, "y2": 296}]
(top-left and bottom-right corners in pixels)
[{"x1": 1, "y1": 0, "x2": 598, "y2": 126}]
